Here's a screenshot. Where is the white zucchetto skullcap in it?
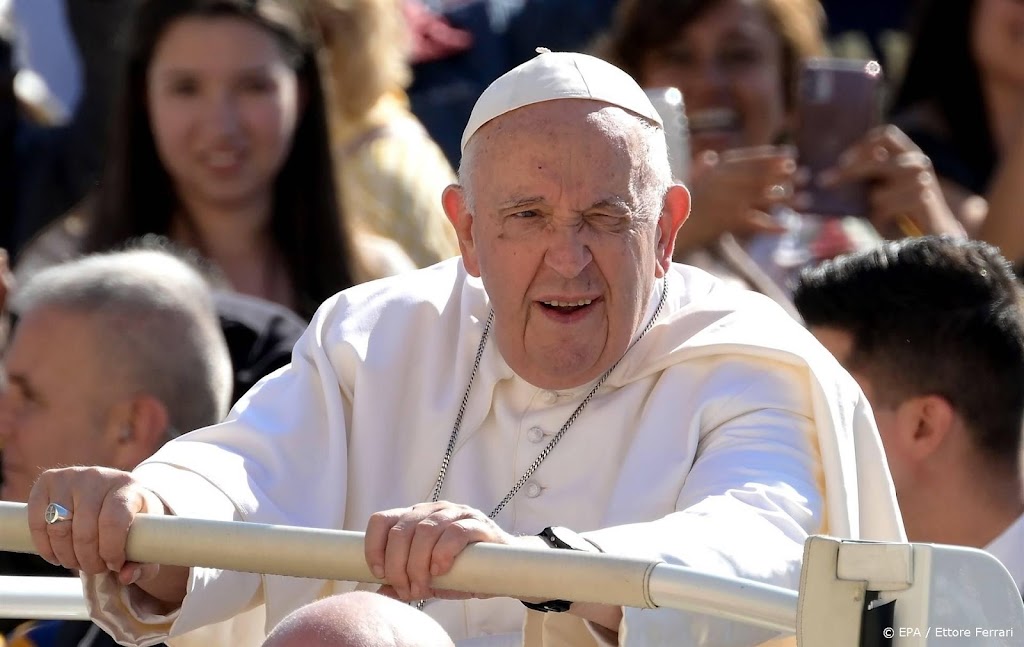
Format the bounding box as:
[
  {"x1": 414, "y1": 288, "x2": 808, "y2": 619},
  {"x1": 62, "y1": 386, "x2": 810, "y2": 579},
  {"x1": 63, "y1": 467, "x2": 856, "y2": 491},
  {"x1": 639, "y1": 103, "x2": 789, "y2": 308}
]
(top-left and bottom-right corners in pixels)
[{"x1": 460, "y1": 49, "x2": 664, "y2": 153}]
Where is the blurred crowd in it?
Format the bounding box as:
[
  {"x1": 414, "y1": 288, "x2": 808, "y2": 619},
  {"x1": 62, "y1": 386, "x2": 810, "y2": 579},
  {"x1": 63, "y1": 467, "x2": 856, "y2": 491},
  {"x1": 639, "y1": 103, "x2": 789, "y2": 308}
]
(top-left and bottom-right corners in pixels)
[{"x1": 0, "y1": 0, "x2": 1022, "y2": 645}]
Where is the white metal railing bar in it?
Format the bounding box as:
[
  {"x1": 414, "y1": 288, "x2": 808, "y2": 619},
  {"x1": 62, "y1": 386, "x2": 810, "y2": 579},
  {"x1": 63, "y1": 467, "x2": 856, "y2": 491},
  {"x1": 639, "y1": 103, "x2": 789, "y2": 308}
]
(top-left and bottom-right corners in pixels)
[
  {"x1": 0, "y1": 502, "x2": 798, "y2": 632},
  {"x1": 0, "y1": 576, "x2": 89, "y2": 620}
]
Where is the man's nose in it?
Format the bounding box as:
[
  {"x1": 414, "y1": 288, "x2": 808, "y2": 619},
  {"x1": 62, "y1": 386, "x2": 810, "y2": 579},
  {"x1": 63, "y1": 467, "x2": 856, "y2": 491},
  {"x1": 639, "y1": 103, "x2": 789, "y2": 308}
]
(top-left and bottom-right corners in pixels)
[{"x1": 544, "y1": 225, "x2": 593, "y2": 279}]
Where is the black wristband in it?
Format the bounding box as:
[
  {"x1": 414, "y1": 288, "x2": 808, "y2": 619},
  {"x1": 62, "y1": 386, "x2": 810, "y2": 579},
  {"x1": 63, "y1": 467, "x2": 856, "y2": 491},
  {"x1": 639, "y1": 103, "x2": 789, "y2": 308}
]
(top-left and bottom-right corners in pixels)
[
  {"x1": 522, "y1": 598, "x2": 574, "y2": 613},
  {"x1": 520, "y1": 526, "x2": 599, "y2": 613}
]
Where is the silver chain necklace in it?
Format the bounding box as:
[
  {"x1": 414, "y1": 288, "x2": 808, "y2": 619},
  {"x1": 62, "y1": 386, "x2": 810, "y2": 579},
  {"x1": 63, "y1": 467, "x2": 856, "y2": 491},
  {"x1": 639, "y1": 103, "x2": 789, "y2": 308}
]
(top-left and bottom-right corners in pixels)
[
  {"x1": 413, "y1": 278, "x2": 668, "y2": 610},
  {"x1": 429, "y1": 277, "x2": 669, "y2": 517}
]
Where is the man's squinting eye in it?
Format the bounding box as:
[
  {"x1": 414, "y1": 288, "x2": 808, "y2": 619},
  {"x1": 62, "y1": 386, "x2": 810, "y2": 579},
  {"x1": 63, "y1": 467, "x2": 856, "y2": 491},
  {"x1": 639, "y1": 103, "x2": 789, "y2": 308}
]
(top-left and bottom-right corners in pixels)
[
  {"x1": 587, "y1": 213, "x2": 625, "y2": 227},
  {"x1": 510, "y1": 210, "x2": 540, "y2": 219}
]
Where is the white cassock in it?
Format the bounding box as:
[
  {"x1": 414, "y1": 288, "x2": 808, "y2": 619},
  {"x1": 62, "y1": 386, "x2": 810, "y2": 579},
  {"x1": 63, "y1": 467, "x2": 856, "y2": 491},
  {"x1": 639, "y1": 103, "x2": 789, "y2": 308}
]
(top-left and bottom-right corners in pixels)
[{"x1": 82, "y1": 259, "x2": 905, "y2": 647}]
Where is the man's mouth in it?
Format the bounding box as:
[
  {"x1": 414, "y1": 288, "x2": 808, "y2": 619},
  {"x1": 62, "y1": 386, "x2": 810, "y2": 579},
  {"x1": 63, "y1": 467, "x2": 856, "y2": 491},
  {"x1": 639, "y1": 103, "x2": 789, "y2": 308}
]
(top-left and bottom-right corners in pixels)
[{"x1": 540, "y1": 299, "x2": 594, "y2": 314}]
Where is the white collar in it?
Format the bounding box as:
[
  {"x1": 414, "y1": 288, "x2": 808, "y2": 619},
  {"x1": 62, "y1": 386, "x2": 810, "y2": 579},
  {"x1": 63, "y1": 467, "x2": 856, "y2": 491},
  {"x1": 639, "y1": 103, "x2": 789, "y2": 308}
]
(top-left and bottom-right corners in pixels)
[{"x1": 985, "y1": 512, "x2": 1024, "y2": 592}]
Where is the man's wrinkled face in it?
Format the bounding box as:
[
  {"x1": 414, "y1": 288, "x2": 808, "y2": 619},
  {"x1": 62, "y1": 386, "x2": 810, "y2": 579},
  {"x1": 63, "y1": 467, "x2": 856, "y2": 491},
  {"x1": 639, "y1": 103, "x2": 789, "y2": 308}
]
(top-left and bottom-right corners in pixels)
[{"x1": 448, "y1": 101, "x2": 687, "y2": 389}]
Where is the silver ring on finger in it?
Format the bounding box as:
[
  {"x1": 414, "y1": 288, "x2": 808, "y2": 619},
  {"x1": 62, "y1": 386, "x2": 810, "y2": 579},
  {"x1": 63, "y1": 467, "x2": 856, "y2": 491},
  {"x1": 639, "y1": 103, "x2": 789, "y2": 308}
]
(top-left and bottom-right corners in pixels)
[
  {"x1": 766, "y1": 184, "x2": 788, "y2": 200},
  {"x1": 45, "y1": 502, "x2": 73, "y2": 525}
]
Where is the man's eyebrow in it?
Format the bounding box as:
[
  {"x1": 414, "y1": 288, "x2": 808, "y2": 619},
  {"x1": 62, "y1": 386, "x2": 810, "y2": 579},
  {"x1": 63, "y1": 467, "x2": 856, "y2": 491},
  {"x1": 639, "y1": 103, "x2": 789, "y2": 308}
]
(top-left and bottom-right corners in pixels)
[
  {"x1": 497, "y1": 196, "x2": 545, "y2": 210},
  {"x1": 495, "y1": 196, "x2": 635, "y2": 215},
  {"x1": 587, "y1": 197, "x2": 633, "y2": 214}
]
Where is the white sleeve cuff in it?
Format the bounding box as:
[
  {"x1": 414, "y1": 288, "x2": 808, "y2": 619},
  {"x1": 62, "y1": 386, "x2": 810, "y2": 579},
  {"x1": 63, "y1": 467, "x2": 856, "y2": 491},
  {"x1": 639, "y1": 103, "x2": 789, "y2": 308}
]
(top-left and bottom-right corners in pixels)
[
  {"x1": 84, "y1": 572, "x2": 179, "y2": 647},
  {"x1": 82, "y1": 463, "x2": 262, "y2": 645}
]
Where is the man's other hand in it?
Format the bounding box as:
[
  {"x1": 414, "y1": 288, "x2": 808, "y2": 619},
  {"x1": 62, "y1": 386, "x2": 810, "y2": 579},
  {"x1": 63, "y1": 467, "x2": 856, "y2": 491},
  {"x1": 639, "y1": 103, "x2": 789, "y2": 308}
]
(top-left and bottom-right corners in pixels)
[{"x1": 364, "y1": 501, "x2": 518, "y2": 602}]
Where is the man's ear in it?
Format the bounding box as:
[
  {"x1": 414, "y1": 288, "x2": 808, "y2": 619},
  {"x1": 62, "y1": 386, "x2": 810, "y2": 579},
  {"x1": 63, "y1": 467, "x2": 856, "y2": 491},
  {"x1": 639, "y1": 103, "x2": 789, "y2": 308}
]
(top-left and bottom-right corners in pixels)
[
  {"x1": 893, "y1": 394, "x2": 956, "y2": 462},
  {"x1": 107, "y1": 394, "x2": 170, "y2": 471},
  {"x1": 442, "y1": 184, "x2": 481, "y2": 277},
  {"x1": 654, "y1": 184, "x2": 691, "y2": 277}
]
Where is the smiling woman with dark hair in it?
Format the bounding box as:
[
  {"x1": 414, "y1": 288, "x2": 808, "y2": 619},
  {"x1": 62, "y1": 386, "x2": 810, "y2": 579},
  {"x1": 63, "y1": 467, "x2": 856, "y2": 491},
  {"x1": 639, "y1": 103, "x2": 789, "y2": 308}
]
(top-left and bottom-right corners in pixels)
[{"x1": 14, "y1": 0, "x2": 412, "y2": 322}]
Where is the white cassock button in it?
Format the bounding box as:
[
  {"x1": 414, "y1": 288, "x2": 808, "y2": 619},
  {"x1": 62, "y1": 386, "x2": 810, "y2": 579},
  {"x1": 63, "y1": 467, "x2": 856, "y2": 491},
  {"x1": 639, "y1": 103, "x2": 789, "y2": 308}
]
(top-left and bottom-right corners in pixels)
[
  {"x1": 525, "y1": 482, "x2": 543, "y2": 498},
  {"x1": 527, "y1": 426, "x2": 545, "y2": 443},
  {"x1": 544, "y1": 391, "x2": 560, "y2": 404}
]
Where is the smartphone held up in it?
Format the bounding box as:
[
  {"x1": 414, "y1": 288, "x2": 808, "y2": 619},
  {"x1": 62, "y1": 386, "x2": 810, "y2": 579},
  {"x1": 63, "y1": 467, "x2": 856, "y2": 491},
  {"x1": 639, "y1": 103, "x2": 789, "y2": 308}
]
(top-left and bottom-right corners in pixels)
[{"x1": 795, "y1": 57, "x2": 884, "y2": 218}]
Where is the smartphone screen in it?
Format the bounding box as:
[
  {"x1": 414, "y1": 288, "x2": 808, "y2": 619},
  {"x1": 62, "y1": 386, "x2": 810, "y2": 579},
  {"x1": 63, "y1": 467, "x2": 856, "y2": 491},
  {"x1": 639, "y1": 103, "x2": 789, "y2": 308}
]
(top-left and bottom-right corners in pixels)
[{"x1": 795, "y1": 58, "x2": 884, "y2": 218}]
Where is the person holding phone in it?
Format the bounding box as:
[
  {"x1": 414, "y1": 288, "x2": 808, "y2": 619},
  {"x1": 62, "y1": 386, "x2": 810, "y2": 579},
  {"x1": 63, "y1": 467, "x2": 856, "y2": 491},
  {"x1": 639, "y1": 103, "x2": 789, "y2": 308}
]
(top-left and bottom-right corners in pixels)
[
  {"x1": 595, "y1": 0, "x2": 961, "y2": 299},
  {"x1": 793, "y1": 58, "x2": 964, "y2": 241}
]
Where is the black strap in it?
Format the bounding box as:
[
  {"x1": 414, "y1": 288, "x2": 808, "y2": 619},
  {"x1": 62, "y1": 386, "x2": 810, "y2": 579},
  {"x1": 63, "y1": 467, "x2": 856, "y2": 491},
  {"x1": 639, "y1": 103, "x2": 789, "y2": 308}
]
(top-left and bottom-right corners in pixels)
[
  {"x1": 522, "y1": 599, "x2": 573, "y2": 613},
  {"x1": 859, "y1": 591, "x2": 895, "y2": 647}
]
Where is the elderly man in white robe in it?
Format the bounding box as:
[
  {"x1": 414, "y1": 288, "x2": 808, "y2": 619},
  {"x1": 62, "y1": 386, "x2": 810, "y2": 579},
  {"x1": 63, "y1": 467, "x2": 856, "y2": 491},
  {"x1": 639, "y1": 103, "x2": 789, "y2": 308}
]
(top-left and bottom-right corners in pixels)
[{"x1": 24, "y1": 51, "x2": 904, "y2": 647}]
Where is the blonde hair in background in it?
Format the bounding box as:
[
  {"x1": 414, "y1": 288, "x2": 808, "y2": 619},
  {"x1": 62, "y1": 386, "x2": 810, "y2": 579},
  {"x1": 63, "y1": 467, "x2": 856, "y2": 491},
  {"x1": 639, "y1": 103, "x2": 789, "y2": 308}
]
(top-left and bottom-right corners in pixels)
[{"x1": 311, "y1": 0, "x2": 412, "y2": 121}]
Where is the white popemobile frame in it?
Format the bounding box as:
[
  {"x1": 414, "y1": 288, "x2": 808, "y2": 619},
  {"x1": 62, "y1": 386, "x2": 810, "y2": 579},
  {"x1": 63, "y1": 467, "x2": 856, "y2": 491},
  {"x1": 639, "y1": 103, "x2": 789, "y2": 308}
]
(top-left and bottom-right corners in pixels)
[{"x1": 0, "y1": 502, "x2": 1020, "y2": 645}]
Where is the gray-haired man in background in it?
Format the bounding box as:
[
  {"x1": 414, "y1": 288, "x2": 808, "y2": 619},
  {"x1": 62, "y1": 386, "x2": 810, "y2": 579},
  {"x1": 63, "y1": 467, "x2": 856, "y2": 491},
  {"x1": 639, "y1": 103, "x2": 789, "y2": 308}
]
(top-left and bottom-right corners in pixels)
[{"x1": 0, "y1": 247, "x2": 233, "y2": 646}]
